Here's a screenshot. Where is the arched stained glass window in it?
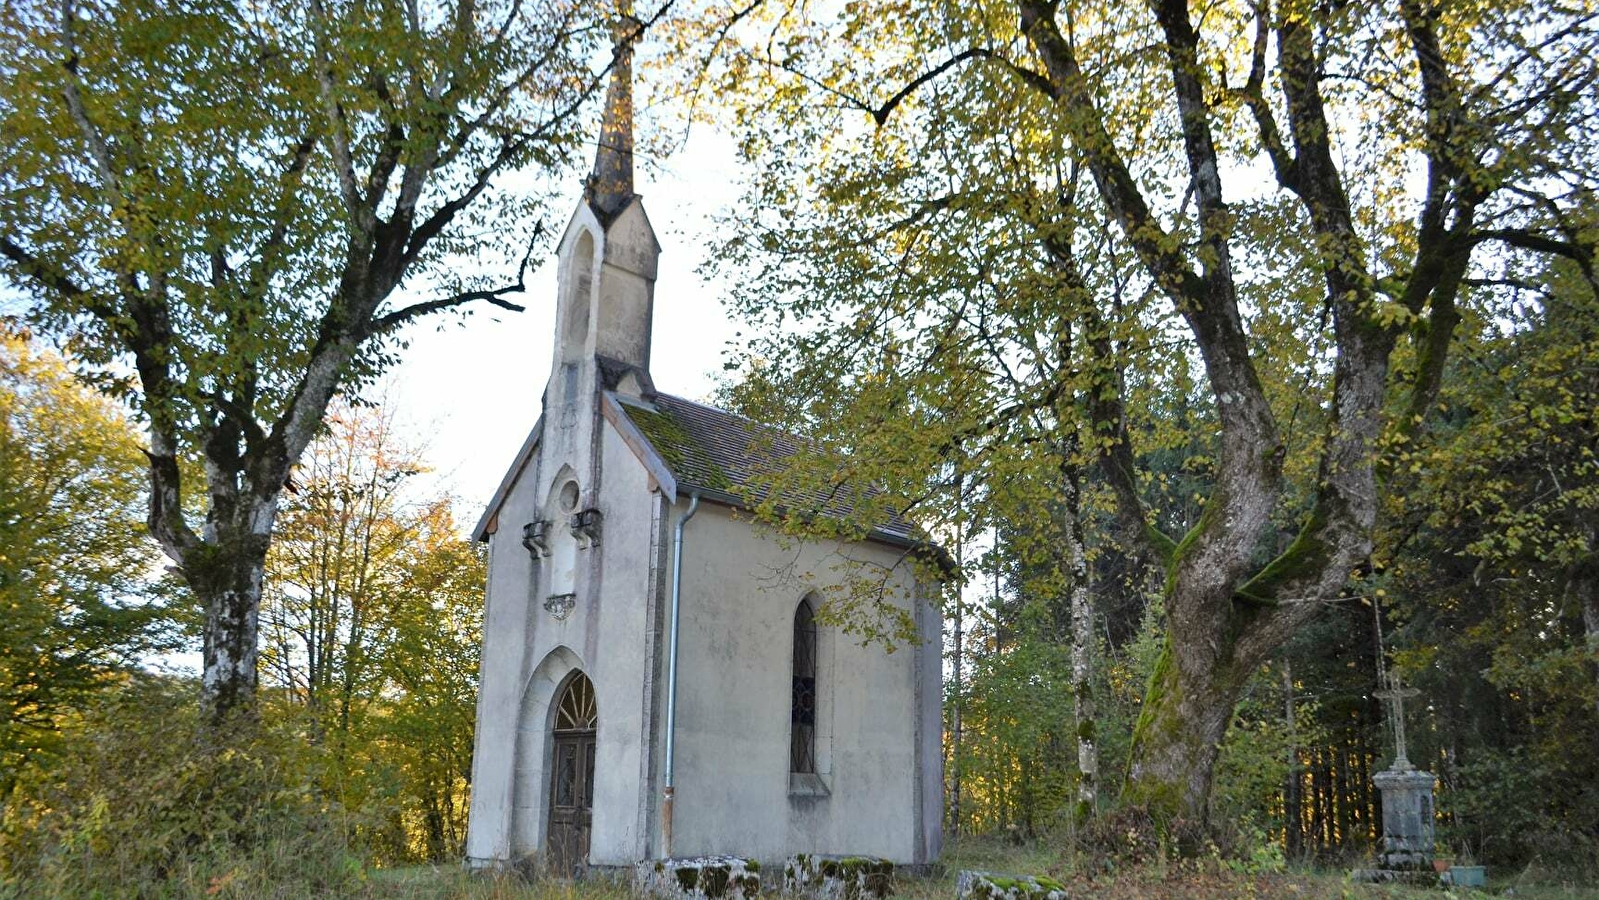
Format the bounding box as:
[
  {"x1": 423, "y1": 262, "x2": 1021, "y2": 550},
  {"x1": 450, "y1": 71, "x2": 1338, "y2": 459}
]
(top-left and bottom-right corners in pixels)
[
  {"x1": 555, "y1": 671, "x2": 597, "y2": 732},
  {"x1": 791, "y1": 599, "x2": 817, "y2": 774}
]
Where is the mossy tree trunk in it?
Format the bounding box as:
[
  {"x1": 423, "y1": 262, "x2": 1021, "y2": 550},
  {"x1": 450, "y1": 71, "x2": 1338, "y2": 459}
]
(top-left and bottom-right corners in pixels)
[
  {"x1": 1121, "y1": 639, "x2": 1239, "y2": 819},
  {"x1": 1013, "y1": 0, "x2": 1491, "y2": 825},
  {"x1": 1113, "y1": 304, "x2": 1393, "y2": 821}
]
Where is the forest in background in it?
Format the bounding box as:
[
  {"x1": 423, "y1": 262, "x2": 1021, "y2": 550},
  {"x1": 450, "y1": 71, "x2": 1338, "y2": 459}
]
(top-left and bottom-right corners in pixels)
[{"x1": 937, "y1": 265, "x2": 1598, "y2": 869}]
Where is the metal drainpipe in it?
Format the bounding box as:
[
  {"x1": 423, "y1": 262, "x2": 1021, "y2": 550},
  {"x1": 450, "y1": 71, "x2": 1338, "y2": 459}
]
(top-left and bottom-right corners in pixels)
[{"x1": 661, "y1": 491, "x2": 699, "y2": 859}]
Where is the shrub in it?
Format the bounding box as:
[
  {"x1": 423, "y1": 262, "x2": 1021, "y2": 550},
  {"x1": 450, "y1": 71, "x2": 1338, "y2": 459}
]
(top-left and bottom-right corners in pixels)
[{"x1": 0, "y1": 676, "x2": 370, "y2": 899}]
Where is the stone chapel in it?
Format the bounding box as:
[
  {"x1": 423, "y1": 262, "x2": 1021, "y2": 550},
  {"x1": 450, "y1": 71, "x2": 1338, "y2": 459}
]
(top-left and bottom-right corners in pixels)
[{"x1": 461, "y1": 30, "x2": 944, "y2": 876}]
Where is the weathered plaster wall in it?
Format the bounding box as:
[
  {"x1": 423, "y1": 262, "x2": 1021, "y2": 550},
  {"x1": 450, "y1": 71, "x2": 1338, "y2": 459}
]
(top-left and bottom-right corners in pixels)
[
  {"x1": 663, "y1": 502, "x2": 941, "y2": 865},
  {"x1": 582, "y1": 418, "x2": 661, "y2": 864},
  {"x1": 465, "y1": 413, "x2": 662, "y2": 866}
]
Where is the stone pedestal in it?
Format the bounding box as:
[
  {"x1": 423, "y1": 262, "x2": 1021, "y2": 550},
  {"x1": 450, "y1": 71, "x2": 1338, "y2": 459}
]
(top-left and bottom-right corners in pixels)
[
  {"x1": 784, "y1": 855, "x2": 894, "y2": 900},
  {"x1": 1373, "y1": 765, "x2": 1435, "y2": 870},
  {"x1": 635, "y1": 857, "x2": 762, "y2": 900}
]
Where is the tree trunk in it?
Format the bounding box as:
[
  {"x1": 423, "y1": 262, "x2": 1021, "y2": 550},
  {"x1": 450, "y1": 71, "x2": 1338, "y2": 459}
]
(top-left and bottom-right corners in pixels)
[
  {"x1": 1016, "y1": 0, "x2": 1497, "y2": 829},
  {"x1": 1062, "y1": 461, "x2": 1097, "y2": 819},
  {"x1": 1316, "y1": 748, "x2": 1331, "y2": 853},
  {"x1": 949, "y1": 467, "x2": 965, "y2": 834},
  {"x1": 1578, "y1": 555, "x2": 1599, "y2": 723},
  {"x1": 190, "y1": 530, "x2": 273, "y2": 724},
  {"x1": 1070, "y1": 576, "x2": 1097, "y2": 818},
  {"x1": 424, "y1": 788, "x2": 448, "y2": 861},
  {"x1": 1122, "y1": 637, "x2": 1245, "y2": 821},
  {"x1": 1336, "y1": 740, "x2": 1352, "y2": 849},
  {"x1": 1283, "y1": 660, "x2": 1301, "y2": 859},
  {"x1": 1120, "y1": 310, "x2": 1391, "y2": 823}
]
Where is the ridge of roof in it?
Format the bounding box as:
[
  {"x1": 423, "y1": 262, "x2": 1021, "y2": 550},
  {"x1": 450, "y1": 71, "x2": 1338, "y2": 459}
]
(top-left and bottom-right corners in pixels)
[{"x1": 473, "y1": 388, "x2": 945, "y2": 568}]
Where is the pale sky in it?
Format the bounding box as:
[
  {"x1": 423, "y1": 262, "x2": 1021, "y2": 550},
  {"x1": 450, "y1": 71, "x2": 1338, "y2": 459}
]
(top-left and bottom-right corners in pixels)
[{"x1": 385, "y1": 124, "x2": 749, "y2": 518}]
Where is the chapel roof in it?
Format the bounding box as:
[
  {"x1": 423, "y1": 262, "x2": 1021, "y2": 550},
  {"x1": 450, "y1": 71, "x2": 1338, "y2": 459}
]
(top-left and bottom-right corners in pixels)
[{"x1": 611, "y1": 392, "x2": 923, "y2": 548}]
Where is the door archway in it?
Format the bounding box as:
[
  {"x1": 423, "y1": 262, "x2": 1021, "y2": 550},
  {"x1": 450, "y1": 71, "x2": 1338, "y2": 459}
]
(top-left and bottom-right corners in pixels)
[{"x1": 546, "y1": 671, "x2": 596, "y2": 874}]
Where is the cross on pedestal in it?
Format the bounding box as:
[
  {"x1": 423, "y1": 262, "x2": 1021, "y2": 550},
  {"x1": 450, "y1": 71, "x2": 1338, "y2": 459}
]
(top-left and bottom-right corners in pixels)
[{"x1": 1375, "y1": 671, "x2": 1421, "y2": 770}]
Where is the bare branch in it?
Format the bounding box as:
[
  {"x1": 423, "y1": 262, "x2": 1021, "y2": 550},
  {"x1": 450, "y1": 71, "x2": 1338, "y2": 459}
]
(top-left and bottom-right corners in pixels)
[
  {"x1": 1015, "y1": 2, "x2": 1208, "y2": 311},
  {"x1": 308, "y1": 0, "x2": 366, "y2": 225},
  {"x1": 57, "y1": 0, "x2": 120, "y2": 192},
  {"x1": 1471, "y1": 227, "x2": 1596, "y2": 270},
  {"x1": 362, "y1": 223, "x2": 543, "y2": 339},
  {"x1": 0, "y1": 237, "x2": 116, "y2": 319},
  {"x1": 1040, "y1": 232, "x2": 1176, "y2": 566},
  {"x1": 248, "y1": 132, "x2": 319, "y2": 298},
  {"x1": 1150, "y1": 0, "x2": 1227, "y2": 224},
  {"x1": 1232, "y1": 0, "x2": 1298, "y2": 190},
  {"x1": 866, "y1": 49, "x2": 998, "y2": 127}
]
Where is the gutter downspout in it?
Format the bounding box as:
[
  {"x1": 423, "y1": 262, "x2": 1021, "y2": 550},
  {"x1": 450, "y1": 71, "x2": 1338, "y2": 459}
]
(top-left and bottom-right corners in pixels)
[{"x1": 661, "y1": 491, "x2": 699, "y2": 859}]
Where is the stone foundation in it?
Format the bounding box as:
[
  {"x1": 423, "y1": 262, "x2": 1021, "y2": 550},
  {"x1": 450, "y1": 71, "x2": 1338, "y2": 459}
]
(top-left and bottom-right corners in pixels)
[
  {"x1": 635, "y1": 857, "x2": 762, "y2": 900},
  {"x1": 1349, "y1": 868, "x2": 1440, "y2": 886},
  {"x1": 784, "y1": 854, "x2": 895, "y2": 900},
  {"x1": 955, "y1": 870, "x2": 1071, "y2": 900}
]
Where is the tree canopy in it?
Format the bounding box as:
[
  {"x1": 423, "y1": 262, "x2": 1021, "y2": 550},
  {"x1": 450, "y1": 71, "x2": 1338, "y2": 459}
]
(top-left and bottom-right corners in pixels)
[
  {"x1": 0, "y1": 0, "x2": 619, "y2": 718},
  {"x1": 697, "y1": 0, "x2": 1598, "y2": 819}
]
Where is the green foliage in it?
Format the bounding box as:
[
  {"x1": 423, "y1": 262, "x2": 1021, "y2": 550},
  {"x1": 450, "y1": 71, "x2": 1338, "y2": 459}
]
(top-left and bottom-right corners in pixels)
[
  {"x1": 0, "y1": 0, "x2": 612, "y2": 717},
  {"x1": 950, "y1": 583, "x2": 1158, "y2": 840},
  {"x1": 0, "y1": 388, "x2": 484, "y2": 890},
  {"x1": 691, "y1": 0, "x2": 1599, "y2": 823},
  {"x1": 1211, "y1": 668, "x2": 1324, "y2": 844},
  {"x1": 0, "y1": 329, "x2": 177, "y2": 795},
  {"x1": 1374, "y1": 263, "x2": 1599, "y2": 871},
  {"x1": 950, "y1": 604, "x2": 1079, "y2": 836},
  {"x1": 258, "y1": 400, "x2": 484, "y2": 863},
  {"x1": 0, "y1": 0, "x2": 599, "y2": 401},
  {"x1": 1444, "y1": 749, "x2": 1597, "y2": 873},
  {"x1": 0, "y1": 677, "x2": 367, "y2": 899}
]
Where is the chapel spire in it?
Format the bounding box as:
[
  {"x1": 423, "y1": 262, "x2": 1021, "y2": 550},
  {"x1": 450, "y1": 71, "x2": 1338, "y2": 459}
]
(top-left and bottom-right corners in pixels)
[{"x1": 585, "y1": 2, "x2": 638, "y2": 224}]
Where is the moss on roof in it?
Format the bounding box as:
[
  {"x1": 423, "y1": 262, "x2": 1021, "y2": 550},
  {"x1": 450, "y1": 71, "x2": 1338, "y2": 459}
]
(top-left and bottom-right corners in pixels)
[{"x1": 624, "y1": 403, "x2": 733, "y2": 491}]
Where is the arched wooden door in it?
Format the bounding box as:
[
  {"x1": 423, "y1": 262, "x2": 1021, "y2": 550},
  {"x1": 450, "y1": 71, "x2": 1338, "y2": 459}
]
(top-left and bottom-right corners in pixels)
[{"x1": 547, "y1": 672, "x2": 596, "y2": 876}]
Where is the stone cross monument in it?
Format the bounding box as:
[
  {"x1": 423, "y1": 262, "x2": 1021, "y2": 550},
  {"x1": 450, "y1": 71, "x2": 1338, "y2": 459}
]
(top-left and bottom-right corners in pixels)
[{"x1": 1371, "y1": 671, "x2": 1435, "y2": 872}]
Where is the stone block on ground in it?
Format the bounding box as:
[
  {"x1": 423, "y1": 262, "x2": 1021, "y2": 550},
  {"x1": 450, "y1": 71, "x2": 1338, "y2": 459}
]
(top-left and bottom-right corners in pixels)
[
  {"x1": 955, "y1": 870, "x2": 1070, "y2": 900},
  {"x1": 635, "y1": 857, "x2": 762, "y2": 900},
  {"x1": 1348, "y1": 868, "x2": 1440, "y2": 886},
  {"x1": 783, "y1": 854, "x2": 895, "y2": 899}
]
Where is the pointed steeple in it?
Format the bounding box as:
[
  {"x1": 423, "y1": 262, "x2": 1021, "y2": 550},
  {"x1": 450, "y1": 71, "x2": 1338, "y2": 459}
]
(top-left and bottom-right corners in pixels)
[{"x1": 585, "y1": 2, "x2": 638, "y2": 224}]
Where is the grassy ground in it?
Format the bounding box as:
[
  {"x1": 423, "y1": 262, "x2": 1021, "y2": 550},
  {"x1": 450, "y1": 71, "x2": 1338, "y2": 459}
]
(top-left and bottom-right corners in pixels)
[{"x1": 362, "y1": 842, "x2": 1599, "y2": 900}]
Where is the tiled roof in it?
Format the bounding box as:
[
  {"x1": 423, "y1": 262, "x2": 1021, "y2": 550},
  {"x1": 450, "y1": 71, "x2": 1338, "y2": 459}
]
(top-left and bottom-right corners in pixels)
[{"x1": 614, "y1": 392, "x2": 919, "y2": 544}]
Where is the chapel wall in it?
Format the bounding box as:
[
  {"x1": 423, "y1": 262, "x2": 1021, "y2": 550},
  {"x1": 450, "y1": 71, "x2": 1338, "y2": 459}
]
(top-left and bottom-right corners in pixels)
[
  {"x1": 581, "y1": 418, "x2": 665, "y2": 864},
  {"x1": 667, "y1": 502, "x2": 936, "y2": 865}
]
